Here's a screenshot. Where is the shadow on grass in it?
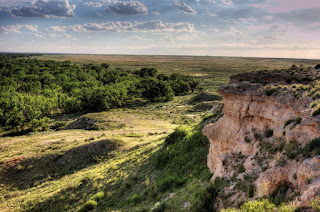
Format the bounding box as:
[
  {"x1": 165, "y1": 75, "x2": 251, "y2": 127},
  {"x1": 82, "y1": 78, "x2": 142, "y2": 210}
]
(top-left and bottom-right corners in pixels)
[
  {"x1": 1, "y1": 129, "x2": 32, "y2": 137},
  {"x1": 187, "y1": 92, "x2": 222, "y2": 105},
  {"x1": 0, "y1": 139, "x2": 121, "y2": 190},
  {"x1": 21, "y1": 142, "x2": 160, "y2": 212}
]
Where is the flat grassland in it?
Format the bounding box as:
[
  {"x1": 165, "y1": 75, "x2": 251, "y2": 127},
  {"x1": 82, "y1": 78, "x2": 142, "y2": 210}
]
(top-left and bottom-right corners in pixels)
[
  {"x1": 1, "y1": 54, "x2": 319, "y2": 211},
  {"x1": 34, "y1": 54, "x2": 319, "y2": 92}
]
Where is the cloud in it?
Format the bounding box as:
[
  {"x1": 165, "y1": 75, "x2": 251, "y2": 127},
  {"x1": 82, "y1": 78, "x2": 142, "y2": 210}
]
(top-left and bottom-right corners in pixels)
[
  {"x1": 151, "y1": 11, "x2": 160, "y2": 15},
  {"x1": 227, "y1": 27, "x2": 247, "y2": 35},
  {"x1": 108, "y1": 1, "x2": 148, "y2": 15},
  {"x1": 84, "y1": 2, "x2": 103, "y2": 8},
  {"x1": 10, "y1": 0, "x2": 76, "y2": 18},
  {"x1": 0, "y1": 24, "x2": 37, "y2": 33},
  {"x1": 217, "y1": 6, "x2": 267, "y2": 19},
  {"x1": 212, "y1": 28, "x2": 220, "y2": 32},
  {"x1": 173, "y1": 2, "x2": 197, "y2": 14},
  {"x1": 221, "y1": 0, "x2": 232, "y2": 5},
  {"x1": 275, "y1": 8, "x2": 320, "y2": 26},
  {"x1": 50, "y1": 20, "x2": 195, "y2": 33}
]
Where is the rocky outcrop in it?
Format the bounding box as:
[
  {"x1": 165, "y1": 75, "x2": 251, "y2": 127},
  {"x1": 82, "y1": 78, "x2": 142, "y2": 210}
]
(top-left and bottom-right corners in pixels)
[{"x1": 202, "y1": 68, "x2": 320, "y2": 208}]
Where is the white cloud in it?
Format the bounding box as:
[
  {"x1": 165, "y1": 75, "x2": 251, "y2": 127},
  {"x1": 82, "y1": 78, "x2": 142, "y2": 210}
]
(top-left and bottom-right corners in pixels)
[
  {"x1": 84, "y1": 2, "x2": 103, "y2": 8},
  {"x1": 50, "y1": 21, "x2": 195, "y2": 33},
  {"x1": 227, "y1": 27, "x2": 247, "y2": 35},
  {"x1": 221, "y1": 0, "x2": 232, "y2": 5},
  {"x1": 34, "y1": 33, "x2": 44, "y2": 37},
  {"x1": 108, "y1": 1, "x2": 148, "y2": 15},
  {"x1": 212, "y1": 28, "x2": 220, "y2": 32},
  {"x1": 173, "y1": 2, "x2": 197, "y2": 14},
  {"x1": 151, "y1": 11, "x2": 160, "y2": 15},
  {"x1": 0, "y1": 24, "x2": 38, "y2": 33},
  {"x1": 10, "y1": 0, "x2": 76, "y2": 18}
]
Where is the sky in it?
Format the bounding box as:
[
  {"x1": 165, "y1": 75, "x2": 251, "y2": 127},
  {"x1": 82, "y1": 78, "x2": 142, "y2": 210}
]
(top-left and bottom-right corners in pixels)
[{"x1": 0, "y1": 0, "x2": 320, "y2": 59}]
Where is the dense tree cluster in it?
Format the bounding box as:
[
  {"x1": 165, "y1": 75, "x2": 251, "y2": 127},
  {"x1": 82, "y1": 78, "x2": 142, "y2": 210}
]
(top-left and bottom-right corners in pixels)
[{"x1": 0, "y1": 54, "x2": 198, "y2": 130}]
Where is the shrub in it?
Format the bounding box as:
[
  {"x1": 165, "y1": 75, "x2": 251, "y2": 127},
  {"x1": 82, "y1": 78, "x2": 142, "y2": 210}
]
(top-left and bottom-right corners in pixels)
[
  {"x1": 240, "y1": 199, "x2": 275, "y2": 212},
  {"x1": 150, "y1": 201, "x2": 166, "y2": 212},
  {"x1": 285, "y1": 140, "x2": 300, "y2": 159},
  {"x1": 238, "y1": 164, "x2": 246, "y2": 173},
  {"x1": 221, "y1": 208, "x2": 239, "y2": 212},
  {"x1": 51, "y1": 121, "x2": 67, "y2": 130},
  {"x1": 254, "y1": 133, "x2": 262, "y2": 141},
  {"x1": 79, "y1": 200, "x2": 98, "y2": 212},
  {"x1": 306, "y1": 177, "x2": 312, "y2": 184},
  {"x1": 284, "y1": 119, "x2": 294, "y2": 128},
  {"x1": 264, "y1": 129, "x2": 274, "y2": 138},
  {"x1": 310, "y1": 198, "x2": 320, "y2": 211},
  {"x1": 270, "y1": 182, "x2": 290, "y2": 206},
  {"x1": 164, "y1": 126, "x2": 189, "y2": 146},
  {"x1": 127, "y1": 193, "x2": 145, "y2": 205},
  {"x1": 244, "y1": 136, "x2": 251, "y2": 143},
  {"x1": 156, "y1": 175, "x2": 186, "y2": 192},
  {"x1": 278, "y1": 204, "x2": 298, "y2": 212},
  {"x1": 140, "y1": 78, "x2": 174, "y2": 102},
  {"x1": 302, "y1": 137, "x2": 320, "y2": 158},
  {"x1": 154, "y1": 149, "x2": 171, "y2": 168},
  {"x1": 265, "y1": 87, "x2": 277, "y2": 96},
  {"x1": 133, "y1": 68, "x2": 157, "y2": 78},
  {"x1": 247, "y1": 185, "x2": 256, "y2": 198},
  {"x1": 292, "y1": 173, "x2": 297, "y2": 180},
  {"x1": 312, "y1": 106, "x2": 320, "y2": 116},
  {"x1": 90, "y1": 191, "x2": 105, "y2": 202}
]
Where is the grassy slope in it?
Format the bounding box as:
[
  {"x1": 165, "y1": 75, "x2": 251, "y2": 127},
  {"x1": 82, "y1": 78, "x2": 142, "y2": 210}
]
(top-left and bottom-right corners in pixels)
[{"x1": 1, "y1": 55, "x2": 320, "y2": 211}]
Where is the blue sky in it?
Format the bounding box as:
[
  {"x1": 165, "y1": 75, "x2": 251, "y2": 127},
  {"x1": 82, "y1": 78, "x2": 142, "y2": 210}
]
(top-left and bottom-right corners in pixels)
[{"x1": 0, "y1": 0, "x2": 320, "y2": 58}]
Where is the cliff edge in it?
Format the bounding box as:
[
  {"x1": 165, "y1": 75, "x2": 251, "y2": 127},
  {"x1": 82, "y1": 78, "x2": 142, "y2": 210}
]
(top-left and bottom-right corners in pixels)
[{"x1": 203, "y1": 65, "x2": 320, "y2": 208}]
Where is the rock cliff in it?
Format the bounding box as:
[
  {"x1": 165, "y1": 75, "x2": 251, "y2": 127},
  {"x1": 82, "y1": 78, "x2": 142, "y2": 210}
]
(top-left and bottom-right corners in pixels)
[{"x1": 202, "y1": 66, "x2": 320, "y2": 208}]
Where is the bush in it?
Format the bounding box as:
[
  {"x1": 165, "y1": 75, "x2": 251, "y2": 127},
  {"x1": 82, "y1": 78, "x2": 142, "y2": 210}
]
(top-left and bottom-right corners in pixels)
[
  {"x1": 270, "y1": 182, "x2": 290, "y2": 206},
  {"x1": 150, "y1": 201, "x2": 166, "y2": 212},
  {"x1": 79, "y1": 200, "x2": 98, "y2": 212},
  {"x1": 133, "y1": 68, "x2": 157, "y2": 78},
  {"x1": 90, "y1": 191, "x2": 105, "y2": 202},
  {"x1": 284, "y1": 119, "x2": 294, "y2": 128},
  {"x1": 192, "y1": 178, "x2": 229, "y2": 212},
  {"x1": 302, "y1": 137, "x2": 320, "y2": 158},
  {"x1": 265, "y1": 87, "x2": 277, "y2": 96},
  {"x1": 312, "y1": 106, "x2": 320, "y2": 116},
  {"x1": 164, "y1": 126, "x2": 189, "y2": 146},
  {"x1": 240, "y1": 199, "x2": 275, "y2": 212},
  {"x1": 140, "y1": 78, "x2": 174, "y2": 102},
  {"x1": 238, "y1": 164, "x2": 246, "y2": 173},
  {"x1": 156, "y1": 175, "x2": 186, "y2": 192},
  {"x1": 310, "y1": 198, "x2": 320, "y2": 211},
  {"x1": 264, "y1": 129, "x2": 274, "y2": 138},
  {"x1": 285, "y1": 140, "x2": 300, "y2": 159}
]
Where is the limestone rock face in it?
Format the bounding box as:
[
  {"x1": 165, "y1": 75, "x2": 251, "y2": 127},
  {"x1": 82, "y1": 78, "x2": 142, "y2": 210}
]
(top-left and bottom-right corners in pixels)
[
  {"x1": 300, "y1": 179, "x2": 320, "y2": 208},
  {"x1": 255, "y1": 162, "x2": 299, "y2": 197},
  {"x1": 202, "y1": 69, "x2": 320, "y2": 208},
  {"x1": 298, "y1": 156, "x2": 320, "y2": 189}
]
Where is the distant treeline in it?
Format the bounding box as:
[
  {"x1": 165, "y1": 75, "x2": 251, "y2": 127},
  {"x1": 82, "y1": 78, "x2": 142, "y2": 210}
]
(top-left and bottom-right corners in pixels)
[{"x1": 0, "y1": 54, "x2": 198, "y2": 130}]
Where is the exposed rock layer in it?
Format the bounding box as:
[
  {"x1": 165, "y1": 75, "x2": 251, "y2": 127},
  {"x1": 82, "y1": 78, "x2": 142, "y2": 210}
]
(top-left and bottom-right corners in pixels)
[{"x1": 202, "y1": 69, "x2": 320, "y2": 207}]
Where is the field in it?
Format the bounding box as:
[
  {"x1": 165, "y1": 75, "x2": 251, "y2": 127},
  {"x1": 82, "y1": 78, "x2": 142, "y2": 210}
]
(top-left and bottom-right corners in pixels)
[
  {"x1": 1, "y1": 54, "x2": 320, "y2": 211},
  {"x1": 34, "y1": 54, "x2": 319, "y2": 92}
]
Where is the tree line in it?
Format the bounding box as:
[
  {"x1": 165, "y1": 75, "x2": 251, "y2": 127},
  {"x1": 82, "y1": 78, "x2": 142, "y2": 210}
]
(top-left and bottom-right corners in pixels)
[{"x1": 0, "y1": 54, "x2": 198, "y2": 131}]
